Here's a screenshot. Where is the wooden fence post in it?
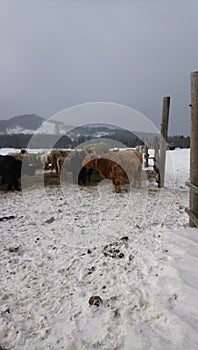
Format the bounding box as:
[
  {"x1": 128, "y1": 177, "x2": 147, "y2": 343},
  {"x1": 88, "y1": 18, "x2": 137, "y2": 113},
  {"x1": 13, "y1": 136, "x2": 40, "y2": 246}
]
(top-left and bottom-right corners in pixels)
[
  {"x1": 144, "y1": 145, "x2": 149, "y2": 167},
  {"x1": 153, "y1": 137, "x2": 160, "y2": 184},
  {"x1": 154, "y1": 137, "x2": 160, "y2": 164},
  {"x1": 159, "y1": 96, "x2": 170, "y2": 188},
  {"x1": 188, "y1": 71, "x2": 198, "y2": 227}
]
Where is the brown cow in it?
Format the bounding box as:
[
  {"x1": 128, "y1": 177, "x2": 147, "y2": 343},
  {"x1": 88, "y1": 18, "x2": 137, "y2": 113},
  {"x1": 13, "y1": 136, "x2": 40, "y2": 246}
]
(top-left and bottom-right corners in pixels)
[
  {"x1": 57, "y1": 155, "x2": 72, "y2": 176},
  {"x1": 112, "y1": 149, "x2": 143, "y2": 164},
  {"x1": 82, "y1": 151, "x2": 142, "y2": 193},
  {"x1": 50, "y1": 150, "x2": 71, "y2": 174},
  {"x1": 36, "y1": 153, "x2": 52, "y2": 170},
  {"x1": 108, "y1": 150, "x2": 142, "y2": 188}
]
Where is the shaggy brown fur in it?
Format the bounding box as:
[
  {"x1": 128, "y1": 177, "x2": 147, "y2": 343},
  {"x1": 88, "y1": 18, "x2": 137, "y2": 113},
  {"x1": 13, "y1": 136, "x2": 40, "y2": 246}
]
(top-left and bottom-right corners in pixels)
[
  {"x1": 50, "y1": 150, "x2": 71, "y2": 174},
  {"x1": 83, "y1": 151, "x2": 142, "y2": 193}
]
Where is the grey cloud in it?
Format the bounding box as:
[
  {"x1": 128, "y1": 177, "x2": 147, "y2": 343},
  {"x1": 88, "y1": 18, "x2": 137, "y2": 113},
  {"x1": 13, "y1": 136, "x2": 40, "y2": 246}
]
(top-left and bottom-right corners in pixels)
[{"x1": 0, "y1": 0, "x2": 197, "y2": 135}]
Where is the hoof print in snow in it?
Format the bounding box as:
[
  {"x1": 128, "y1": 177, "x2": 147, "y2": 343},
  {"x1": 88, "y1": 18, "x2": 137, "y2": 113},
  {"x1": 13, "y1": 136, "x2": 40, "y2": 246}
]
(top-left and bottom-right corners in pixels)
[
  {"x1": 114, "y1": 309, "x2": 120, "y2": 318},
  {"x1": 45, "y1": 217, "x2": 55, "y2": 224},
  {"x1": 0, "y1": 215, "x2": 15, "y2": 222},
  {"x1": 87, "y1": 266, "x2": 96, "y2": 275},
  {"x1": 2, "y1": 308, "x2": 10, "y2": 315},
  {"x1": 120, "y1": 236, "x2": 128, "y2": 241},
  {"x1": 103, "y1": 242, "x2": 125, "y2": 259},
  {"x1": 89, "y1": 296, "x2": 103, "y2": 307},
  {"x1": 8, "y1": 246, "x2": 20, "y2": 253}
]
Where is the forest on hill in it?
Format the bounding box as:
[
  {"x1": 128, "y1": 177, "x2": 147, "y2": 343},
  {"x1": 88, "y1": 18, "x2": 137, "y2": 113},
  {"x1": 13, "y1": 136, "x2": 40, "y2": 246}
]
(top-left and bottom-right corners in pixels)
[{"x1": 0, "y1": 132, "x2": 190, "y2": 149}]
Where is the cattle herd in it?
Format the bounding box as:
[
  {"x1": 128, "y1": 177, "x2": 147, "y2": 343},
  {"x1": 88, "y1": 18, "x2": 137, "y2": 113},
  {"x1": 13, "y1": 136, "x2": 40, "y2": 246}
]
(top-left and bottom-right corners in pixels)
[{"x1": 0, "y1": 143, "x2": 143, "y2": 192}]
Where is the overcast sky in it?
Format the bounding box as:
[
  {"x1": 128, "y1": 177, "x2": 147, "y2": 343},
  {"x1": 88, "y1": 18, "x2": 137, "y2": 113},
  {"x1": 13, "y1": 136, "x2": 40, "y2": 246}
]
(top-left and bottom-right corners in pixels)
[{"x1": 0, "y1": 0, "x2": 197, "y2": 135}]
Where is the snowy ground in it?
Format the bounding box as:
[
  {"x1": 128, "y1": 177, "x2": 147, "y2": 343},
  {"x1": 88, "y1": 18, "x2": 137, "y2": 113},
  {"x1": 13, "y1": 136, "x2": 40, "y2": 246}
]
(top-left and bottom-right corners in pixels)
[{"x1": 0, "y1": 148, "x2": 198, "y2": 350}]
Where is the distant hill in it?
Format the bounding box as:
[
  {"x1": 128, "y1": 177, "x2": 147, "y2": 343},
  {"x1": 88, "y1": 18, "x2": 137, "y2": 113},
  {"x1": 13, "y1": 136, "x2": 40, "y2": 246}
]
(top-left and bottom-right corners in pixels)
[
  {"x1": 0, "y1": 114, "x2": 45, "y2": 134},
  {"x1": 0, "y1": 114, "x2": 190, "y2": 149},
  {"x1": 0, "y1": 114, "x2": 122, "y2": 136},
  {"x1": 0, "y1": 113, "x2": 167, "y2": 147}
]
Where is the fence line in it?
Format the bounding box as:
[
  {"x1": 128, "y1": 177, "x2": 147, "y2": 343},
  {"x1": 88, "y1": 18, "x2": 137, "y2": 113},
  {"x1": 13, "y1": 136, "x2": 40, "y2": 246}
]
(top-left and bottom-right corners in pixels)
[
  {"x1": 185, "y1": 208, "x2": 198, "y2": 228},
  {"x1": 185, "y1": 181, "x2": 198, "y2": 195}
]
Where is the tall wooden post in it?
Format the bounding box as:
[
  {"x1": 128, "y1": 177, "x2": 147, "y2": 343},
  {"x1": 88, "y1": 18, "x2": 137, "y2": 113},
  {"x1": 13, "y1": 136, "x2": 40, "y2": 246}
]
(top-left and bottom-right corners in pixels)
[
  {"x1": 154, "y1": 137, "x2": 160, "y2": 164},
  {"x1": 189, "y1": 72, "x2": 198, "y2": 227},
  {"x1": 144, "y1": 145, "x2": 149, "y2": 167},
  {"x1": 159, "y1": 96, "x2": 170, "y2": 188}
]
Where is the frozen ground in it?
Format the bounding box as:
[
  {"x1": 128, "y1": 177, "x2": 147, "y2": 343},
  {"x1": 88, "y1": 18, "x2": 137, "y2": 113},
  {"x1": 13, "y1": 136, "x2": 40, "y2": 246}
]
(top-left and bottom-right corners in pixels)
[{"x1": 0, "y1": 148, "x2": 198, "y2": 350}]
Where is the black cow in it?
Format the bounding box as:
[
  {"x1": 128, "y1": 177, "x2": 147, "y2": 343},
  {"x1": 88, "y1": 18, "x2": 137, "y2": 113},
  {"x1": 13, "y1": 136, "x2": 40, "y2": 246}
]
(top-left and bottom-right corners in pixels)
[
  {"x1": 70, "y1": 151, "x2": 93, "y2": 185},
  {"x1": 0, "y1": 155, "x2": 35, "y2": 191},
  {"x1": 78, "y1": 167, "x2": 93, "y2": 185}
]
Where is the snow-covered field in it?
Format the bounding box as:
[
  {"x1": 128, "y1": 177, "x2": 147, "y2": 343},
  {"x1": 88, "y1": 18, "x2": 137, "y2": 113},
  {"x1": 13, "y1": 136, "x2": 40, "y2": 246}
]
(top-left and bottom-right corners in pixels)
[{"x1": 0, "y1": 148, "x2": 198, "y2": 350}]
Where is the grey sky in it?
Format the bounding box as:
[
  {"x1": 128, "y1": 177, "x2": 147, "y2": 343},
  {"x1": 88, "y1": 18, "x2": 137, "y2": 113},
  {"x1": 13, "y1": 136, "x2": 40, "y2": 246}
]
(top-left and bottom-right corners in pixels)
[{"x1": 0, "y1": 0, "x2": 197, "y2": 135}]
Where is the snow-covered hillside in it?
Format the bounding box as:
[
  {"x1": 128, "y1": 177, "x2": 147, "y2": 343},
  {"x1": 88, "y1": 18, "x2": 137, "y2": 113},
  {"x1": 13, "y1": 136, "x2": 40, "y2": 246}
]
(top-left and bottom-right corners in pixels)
[
  {"x1": 0, "y1": 114, "x2": 68, "y2": 135},
  {"x1": 6, "y1": 120, "x2": 59, "y2": 135},
  {"x1": 0, "y1": 148, "x2": 197, "y2": 350}
]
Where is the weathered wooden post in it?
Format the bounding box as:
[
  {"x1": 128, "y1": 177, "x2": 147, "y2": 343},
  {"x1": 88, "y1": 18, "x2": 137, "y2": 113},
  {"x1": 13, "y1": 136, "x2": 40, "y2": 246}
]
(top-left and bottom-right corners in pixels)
[
  {"x1": 154, "y1": 136, "x2": 160, "y2": 164},
  {"x1": 159, "y1": 96, "x2": 170, "y2": 188},
  {"x1": 185, "y1": 72, "x2": 198, "y2": 227},
  {"x1": 144, "y1": 145, "x2": 149, "y2": 167},
  {"x1": 153, "y1": 136, "x2": 160, "y2": 184}
]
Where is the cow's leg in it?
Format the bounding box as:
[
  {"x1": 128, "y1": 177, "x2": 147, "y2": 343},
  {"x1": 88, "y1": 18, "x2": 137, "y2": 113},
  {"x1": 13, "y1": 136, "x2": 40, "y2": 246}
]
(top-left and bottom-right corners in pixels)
[
  {"x1": 138, "y1": 171, "x2": 142, "y2": 188},
  {"x1": 116, "y1": 183, "x2": 121, "y2": 193},
  {"x1": 44, "y1": 161, "x2": 49, "y2": 170},
  {"x1": 12, "y1": 175, "x2": 20, "y2": 191},
  {"x1": 87, "y1": 168, "x2": 93, "y2": 184},
  {"x1": 133, "y1": 176, "x2": 137, "y2": 188},
  {"x1": 72, "y1": 169, "x2": 78, "y2": 184},
  {"x1": 82, "y1": 168, "x2": 93, "y2": 186},
  {"x1": 136, "y1": 166, "x2": 142, "y2": 188},
  {"x1": 51, "y1": 156, "x2": 58, "y2": 174},
  {"x1": 113, "y1": 178, "x2": 121, "y2": 193},
  {"x1": 1, "y1": 174, "x2": 6, "y2": 185},
  {"x1": 50, "y1": 156, "x2": 54, "y2": 172},
  {"x1": 131, "y1": 175, "x2": 136, "y2": 188},
  {"x1": 78, "y1": 167, "x2": 89, "y2": 185},
  {"x1": 55, "y1": 162, "x2": 59, "y2": 175},
  {"x1": 57, "y1": 160, "x2": 60, "y2": 176},
  {"x1": 7, "y1": 175, "x2": 13, "y2": 191},
  {"x1": 78, "y1": 168, "x2": 84, "y2": 185},
  {"x1": 60, "y1": 165, "x2": 67, "y2": 180},
  {"x1": 7, "y1": 183, "x2": 12, "y2": 191}
]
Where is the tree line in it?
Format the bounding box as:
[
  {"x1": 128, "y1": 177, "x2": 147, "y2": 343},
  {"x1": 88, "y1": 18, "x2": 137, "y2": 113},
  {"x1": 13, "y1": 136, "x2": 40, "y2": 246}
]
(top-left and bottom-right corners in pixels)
[{"x1": 0, "y1": 133, "x2": 190, "y2": 149}]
